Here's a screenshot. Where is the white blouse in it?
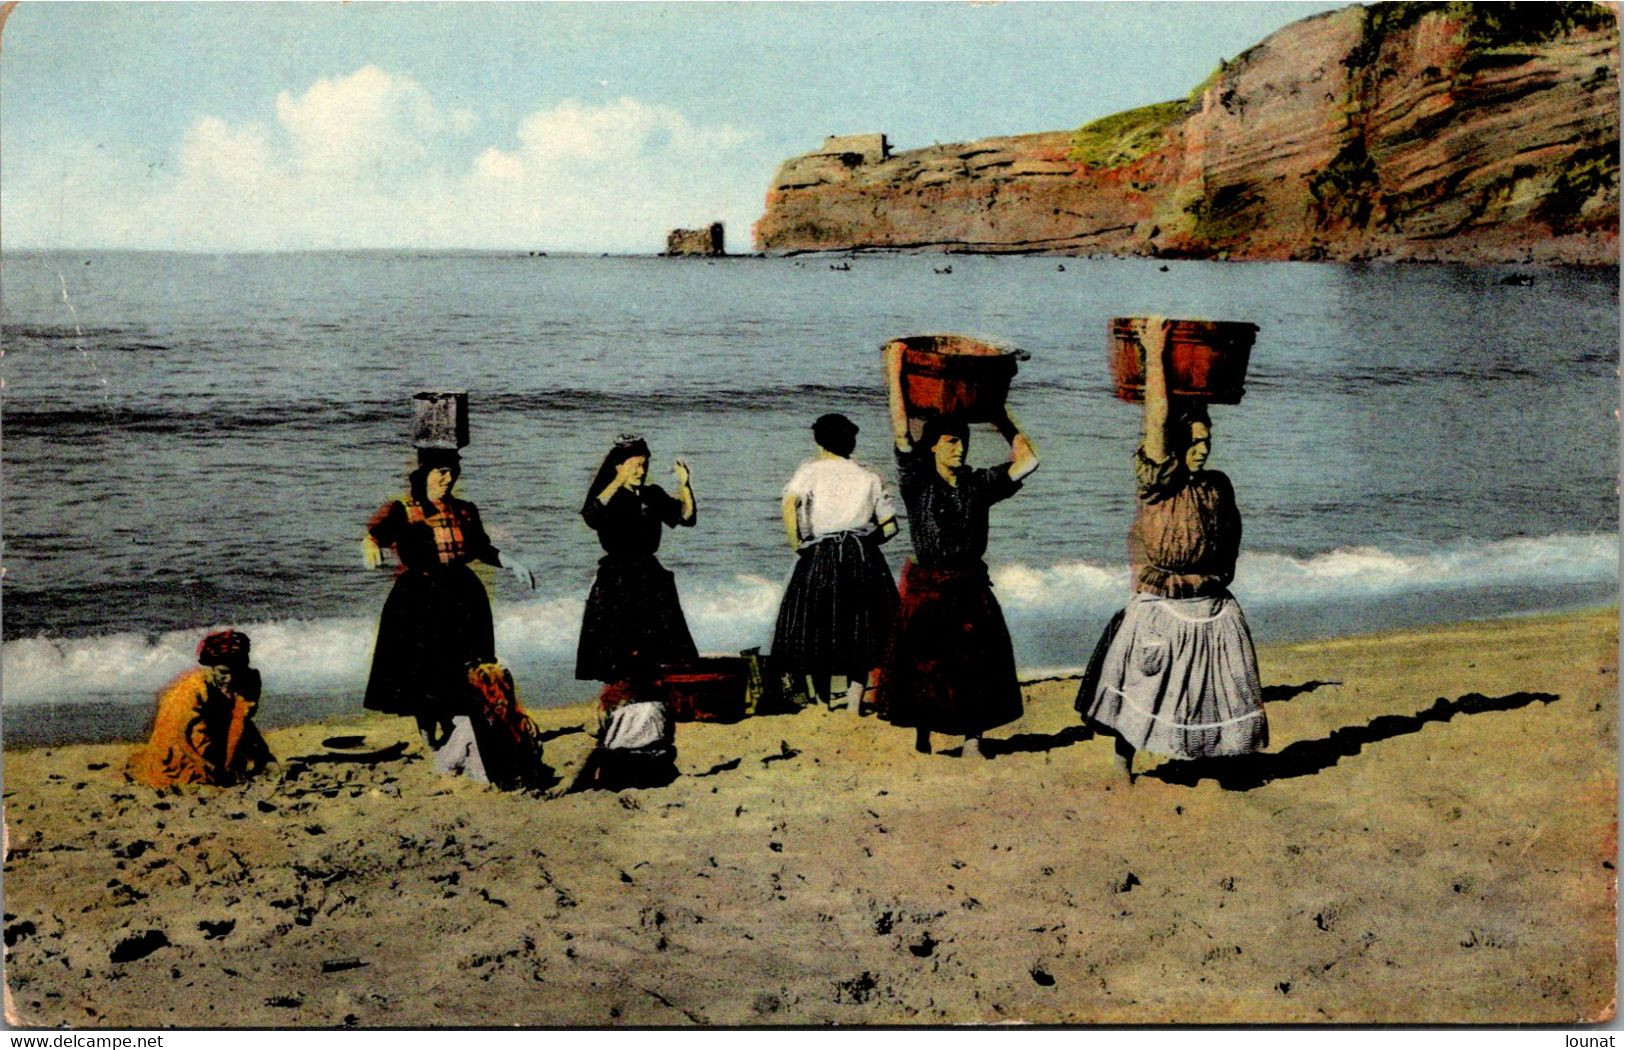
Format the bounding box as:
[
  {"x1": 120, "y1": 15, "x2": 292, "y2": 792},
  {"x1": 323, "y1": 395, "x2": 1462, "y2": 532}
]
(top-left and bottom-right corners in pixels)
[{"x1": 783, "y1": 456, "x2": 897, "y2": 544}]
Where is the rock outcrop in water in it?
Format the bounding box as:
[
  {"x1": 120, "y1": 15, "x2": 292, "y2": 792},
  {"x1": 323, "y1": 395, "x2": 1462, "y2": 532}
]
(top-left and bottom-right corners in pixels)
[
  {"x1": 753, "y1": 3, "x2": 1620, "y2": 264},
  {"x1": 665, "y1": 223, "x2": 726, "y2": 257}
]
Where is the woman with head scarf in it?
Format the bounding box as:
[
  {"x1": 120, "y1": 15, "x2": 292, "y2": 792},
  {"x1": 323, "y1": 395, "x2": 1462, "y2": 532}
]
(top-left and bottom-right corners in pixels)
[
  {"x1": 128, "y1": 629, "x2": 272, "y2": 789},
  {"x1": 875, "y1": 344, "x2": 1040, "y2": 757},
  {"x1": 1079, "y1": 318, "x2": 1267, "y2": 781},
  {"x1": 575, "y1": 435, "x2": 699, "y2": 684},
  {"x1": 772, "y1": 412, "x2": 900, "y2": 711},
  {"x1": 362, "y1": 447, "x2": 535, "y2": 780}
]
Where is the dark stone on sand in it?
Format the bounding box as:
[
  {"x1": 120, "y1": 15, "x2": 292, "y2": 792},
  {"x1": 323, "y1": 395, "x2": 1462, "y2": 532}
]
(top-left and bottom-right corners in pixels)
[
  {"x1": 109, "y1": 929, "x2": 170, "y2": 963},
  {"x1": 322, "y1": 957, "x2": 368, "y2": 974},
  {"x1": 198, "y1": 920, "x2": 235, "y2": 940},
  {"x1": 1115, "y1": 872, "x2": 1141, "y2": 893},
  {"x1": 1030, "y1": 966, "x2": 1055, "y2": 986},
  {"x1": 835, "y1": 971, "x2": 879, "y2": 1004}
]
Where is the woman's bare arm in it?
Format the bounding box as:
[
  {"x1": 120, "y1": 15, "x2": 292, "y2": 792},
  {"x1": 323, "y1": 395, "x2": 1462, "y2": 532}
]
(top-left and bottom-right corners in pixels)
[
  {"x1": 1142, "y1": 317, "x2": 1173, "y2": 463},
  {"x1": 673, "y1": 459, "x2": 696, "y2": 524},
  {"x1": 884, "y1": 341, "x2": 911, "y2": 451},
  {"x1": 782, "y1": 493, "x2": 803, "y2": 550},
  {"x1": 996, "y1": 408, "x2": 1040, "y2": 482}
]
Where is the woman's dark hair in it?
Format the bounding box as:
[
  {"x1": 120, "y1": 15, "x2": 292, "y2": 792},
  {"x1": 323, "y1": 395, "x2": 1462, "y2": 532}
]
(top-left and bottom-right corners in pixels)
[
  {"x1": 409, "y1": 448, "x2": 461, "y2": 502},
  {"x1": 582, "y1": 434, "x2": 652, "y2": 514},
  {"x1": 1168, "y1": 401, "x2": 1212, "y2": 455},
  {"x1": 918, "y1": 414, "x2": 969, "y2": 454},
  {"x1": 811, "y1": 413, "x2": 858, "y2": 457}
]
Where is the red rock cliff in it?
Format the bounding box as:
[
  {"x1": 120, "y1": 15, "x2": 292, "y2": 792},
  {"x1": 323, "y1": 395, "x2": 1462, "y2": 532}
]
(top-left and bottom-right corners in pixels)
[{"x1": 752, "y1": 3, "x2": 1620, "y2": 263}]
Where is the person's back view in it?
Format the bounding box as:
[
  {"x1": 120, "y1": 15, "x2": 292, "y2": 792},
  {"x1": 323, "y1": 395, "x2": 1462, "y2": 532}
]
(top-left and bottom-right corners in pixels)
[{"x1": 771, "y1": 413, "x2": 900, "y2": 711}]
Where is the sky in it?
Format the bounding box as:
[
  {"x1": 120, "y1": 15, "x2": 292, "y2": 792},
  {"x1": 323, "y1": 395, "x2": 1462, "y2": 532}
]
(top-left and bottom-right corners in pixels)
[{"x1": 1, "y1": 2, "x2": 1352, "y2": 254}]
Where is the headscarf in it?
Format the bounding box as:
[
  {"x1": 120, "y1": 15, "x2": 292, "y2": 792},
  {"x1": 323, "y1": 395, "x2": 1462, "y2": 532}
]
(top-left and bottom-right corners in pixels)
[
  {"x1": 197, "y1": 630, "x2": 251, "y2": 668},
  {"x1": 582, "y1": 434, "x2": 652, "y2": 514},
  {"x1": 409, "y1": 448, "x2": 462, "y2": 503}
]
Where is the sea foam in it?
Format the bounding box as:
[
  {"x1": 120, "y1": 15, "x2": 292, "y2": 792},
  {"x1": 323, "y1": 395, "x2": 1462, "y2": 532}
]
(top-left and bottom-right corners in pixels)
[{"x1": 3, "y1": 534, "x2": 1614, "y2": 707}]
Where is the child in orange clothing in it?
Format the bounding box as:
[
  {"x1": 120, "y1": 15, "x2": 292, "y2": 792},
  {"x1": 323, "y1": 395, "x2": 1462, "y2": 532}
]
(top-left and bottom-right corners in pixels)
[{"x1": 127, "y1": 630, "x2": 273, "y2": 789}]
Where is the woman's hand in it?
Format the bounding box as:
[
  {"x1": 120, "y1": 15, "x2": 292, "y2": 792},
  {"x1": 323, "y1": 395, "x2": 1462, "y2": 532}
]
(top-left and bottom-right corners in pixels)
[
  {"x1": 362, "y1": 536, "x2": 383, "y2": 570},
  {"x1": 506, "y1": 558, "x2": 536, "y2": 591},
  {"x1": 598, "y1": 460, "x2": 636, "y2": 504},
  {"x1": 673, "y1": 458, "x2": 697, "y2": 524}
]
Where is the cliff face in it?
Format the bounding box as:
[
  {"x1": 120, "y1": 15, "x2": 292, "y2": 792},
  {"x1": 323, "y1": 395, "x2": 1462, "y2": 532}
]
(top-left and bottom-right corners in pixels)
[{"x1": 753, "y1": 4, "x2": 1620, "y2": 263}]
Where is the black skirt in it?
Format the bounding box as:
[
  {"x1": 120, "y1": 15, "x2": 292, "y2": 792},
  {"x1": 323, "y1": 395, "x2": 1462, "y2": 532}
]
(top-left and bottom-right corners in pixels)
[
  {"x1": 771, "y1": 532, "x2": 898, "y2": 681},
  {"x1": 364, "y1": 565, "x2": 495, "y2": 718},
  {"x1": 576, "y1": 554, "x2": 698, "y2": 681}
]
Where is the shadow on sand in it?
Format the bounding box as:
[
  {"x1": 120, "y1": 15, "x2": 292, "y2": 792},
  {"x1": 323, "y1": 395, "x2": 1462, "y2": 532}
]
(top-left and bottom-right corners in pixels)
[
  {"x1": 1144, "y1": 690, "x2": 1560, "y2": 791},
  {"x1": 1261, "y1": 680, "x2": 1342, "y2": 704}
]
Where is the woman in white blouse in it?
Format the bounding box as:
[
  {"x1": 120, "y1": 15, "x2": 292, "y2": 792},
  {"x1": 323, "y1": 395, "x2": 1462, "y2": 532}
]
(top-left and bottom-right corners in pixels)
[{"x1": 771, "y1": 413, "x2": 900, "y2": 711}]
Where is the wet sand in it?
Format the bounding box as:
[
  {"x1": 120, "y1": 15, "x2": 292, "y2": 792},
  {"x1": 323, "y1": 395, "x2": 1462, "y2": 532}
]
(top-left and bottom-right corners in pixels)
[{"x1": 3, "y1": 608, "x2": 1617, "y2": 1027}]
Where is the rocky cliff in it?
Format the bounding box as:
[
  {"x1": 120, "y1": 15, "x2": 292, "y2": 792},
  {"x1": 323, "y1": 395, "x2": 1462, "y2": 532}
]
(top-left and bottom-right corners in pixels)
[{"x1": 753, "y1": 3, "x2": 1620, "y2": 263}]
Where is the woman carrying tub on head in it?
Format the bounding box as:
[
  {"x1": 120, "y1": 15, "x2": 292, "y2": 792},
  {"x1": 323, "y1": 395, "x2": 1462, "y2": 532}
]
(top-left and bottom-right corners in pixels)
[
  {"x1": 876, "y1": 342, "x2": 1039, "y2": 758},
  {"x1": 362, "y1": 447, "x2": 535, "y2": 781},
  {"x1": 1081, "y1": 318, "x2": 1267, "y2": 781},
  {"x1": 576, "y1": 435, "x2": 699, "y2": 684}
]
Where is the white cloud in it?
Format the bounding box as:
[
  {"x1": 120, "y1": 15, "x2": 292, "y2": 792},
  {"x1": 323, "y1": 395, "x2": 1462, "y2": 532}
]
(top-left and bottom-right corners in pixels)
[
  {"x1": 1, "y1": 70, "x2": 769, "y2": 253},
  {"x1": 273, "y1": 65, "x2": 447, "y2": 179}
]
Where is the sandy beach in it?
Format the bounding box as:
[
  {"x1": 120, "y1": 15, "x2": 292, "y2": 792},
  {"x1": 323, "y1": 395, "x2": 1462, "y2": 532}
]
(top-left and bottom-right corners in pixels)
[{"x1": 2, "y1": 608, "x2": 1616, "y2": 1027}]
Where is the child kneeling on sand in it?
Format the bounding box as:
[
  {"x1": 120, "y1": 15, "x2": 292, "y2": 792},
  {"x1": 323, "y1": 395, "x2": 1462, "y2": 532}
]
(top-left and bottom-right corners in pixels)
[
  {"x1": 459, "y1": 661, "x2": 549, "y2": 791},
  {"x1": 128, "y1": 630, "x2": 274, "y2": 789}
]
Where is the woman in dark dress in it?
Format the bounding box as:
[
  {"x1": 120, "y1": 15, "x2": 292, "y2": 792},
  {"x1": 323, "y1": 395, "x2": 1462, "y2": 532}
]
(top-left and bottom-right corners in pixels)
[
  {"x1": 875, "y1": 344, "x2": 1040, "y2": 757},
  {"x1": 575, "y1": 435, "x2": 699, "y2": 683},
  {"x1": 362, "y1": 448, "x2": 534, "y2": 776}
]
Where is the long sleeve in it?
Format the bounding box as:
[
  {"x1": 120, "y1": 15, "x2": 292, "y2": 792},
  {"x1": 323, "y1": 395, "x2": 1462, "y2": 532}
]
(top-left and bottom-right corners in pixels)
[
  {"x1": 460, "y1": 502, "x2": 502, "y2": 566},
  {"x1": 368, "y1": 500, "x2": 407, "y2": 548}
]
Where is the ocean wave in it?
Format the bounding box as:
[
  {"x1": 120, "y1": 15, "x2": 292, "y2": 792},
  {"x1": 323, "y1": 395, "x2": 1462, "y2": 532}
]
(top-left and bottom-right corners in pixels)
[
  {"x1": 990, "y1": 533, "x2": 1621, "y2": 611},
  {"x1": 3, "y1": 534, "x2": 1614, "y2": 707}
]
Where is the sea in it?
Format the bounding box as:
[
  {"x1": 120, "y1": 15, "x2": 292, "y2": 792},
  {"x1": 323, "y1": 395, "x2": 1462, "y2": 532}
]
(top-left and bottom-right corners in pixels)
[{"x1": 2, "y1": 251, "x2": 1619, "y2": 745}]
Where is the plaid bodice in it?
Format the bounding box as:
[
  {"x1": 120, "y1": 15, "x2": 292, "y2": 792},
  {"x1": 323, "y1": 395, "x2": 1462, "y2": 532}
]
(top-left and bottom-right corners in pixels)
[{"x1": 401, "y1": 498, "x2": 473, "y2": 565}]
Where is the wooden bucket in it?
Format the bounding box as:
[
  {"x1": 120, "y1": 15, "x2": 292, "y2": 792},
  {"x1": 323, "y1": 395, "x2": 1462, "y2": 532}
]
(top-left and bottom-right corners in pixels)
[
  {"x1": 888, "y1": 334, "x2": 1029, "y2": 422},
  {"x1": 412, "y1": 391, "x2": 469, "y2": 449},
  {"x1": 1109, "y1": 318, "x2": 1257, "y2": 404},
  {"x1": 660, "y1": 656, "x2": 748, "y2": 724}
]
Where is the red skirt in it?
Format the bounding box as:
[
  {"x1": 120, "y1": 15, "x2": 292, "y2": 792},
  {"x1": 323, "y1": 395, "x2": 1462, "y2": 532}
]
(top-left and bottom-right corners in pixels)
[{"x1": 872, "y1": 559, "x2": 1023, "y2": 737}]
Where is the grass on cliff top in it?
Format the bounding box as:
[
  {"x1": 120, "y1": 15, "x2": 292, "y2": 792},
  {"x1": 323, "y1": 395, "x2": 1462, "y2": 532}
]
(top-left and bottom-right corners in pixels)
[{"x1": 1068, "y1": 99, "x2": 1186, "y2": 169}]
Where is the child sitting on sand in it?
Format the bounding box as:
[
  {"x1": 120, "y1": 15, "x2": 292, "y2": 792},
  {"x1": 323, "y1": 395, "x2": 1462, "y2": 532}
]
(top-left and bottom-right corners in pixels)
[
  {"x1": 127, "y1": 630, "x2": 274, "y2": 789},
  {"x1": 559, "y1": 661, "x2": 678, "y2": 793}
]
